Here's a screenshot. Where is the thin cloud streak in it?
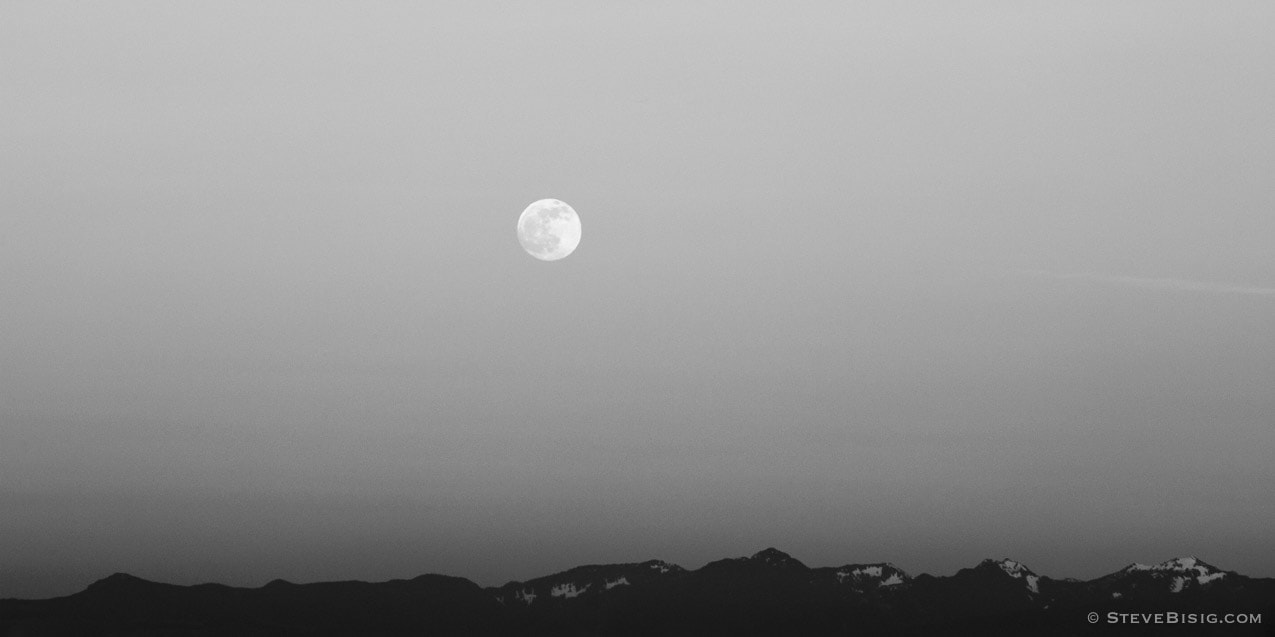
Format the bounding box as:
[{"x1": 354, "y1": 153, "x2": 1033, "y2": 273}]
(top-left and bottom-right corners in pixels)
[{"x1": 1018, "y1": 270, "x2": 1275, "y2": 298}]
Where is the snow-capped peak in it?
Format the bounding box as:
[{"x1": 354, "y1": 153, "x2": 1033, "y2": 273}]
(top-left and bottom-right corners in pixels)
[
  {"x1": 1121, "y1": 556, "x2": 1227, "y2": 590},
  {"x1": 993, "y1": 559, "x2": 1033, "y2": 578},
  {"x1": 1125, "y1": 556, "x2": 1212, "y2": 573},
  {"x1": 1173, "y1": 557, "x2": 1198, "y2": 569},
  {"x1": 983, "y1": 559, "x2": 1040, "y2": 594}
]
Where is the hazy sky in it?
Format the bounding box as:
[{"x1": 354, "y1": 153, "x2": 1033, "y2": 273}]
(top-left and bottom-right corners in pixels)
[{"x1": 2, "y1": 1, "x2": 1273, "y2": 598}]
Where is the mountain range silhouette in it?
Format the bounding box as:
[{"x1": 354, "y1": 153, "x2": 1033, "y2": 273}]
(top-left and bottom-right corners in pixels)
[{"x1": 2, "y1": 549, "x2": 1271, "y2": 636}]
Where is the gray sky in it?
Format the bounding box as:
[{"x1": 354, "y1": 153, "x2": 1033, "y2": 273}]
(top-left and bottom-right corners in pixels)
[{"x1": 2, "y1": 1, "x2": 1273, "y2": 598}]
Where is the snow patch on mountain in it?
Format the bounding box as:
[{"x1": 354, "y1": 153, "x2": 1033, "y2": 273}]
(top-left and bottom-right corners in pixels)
[
  {"x1": 648, "y1": 561, "x2": 672, "y2": 574},
  {"x1": 551, "y1": 583, "x2": 589, "y2": 599},
  {"x1": 996, "y1": 559, "x2": 1030, "y2": 579},
  {"x1": 1171, "y1": 577, "x2": 1187, "y2": 593},
  {"x1": 605, "y1": 577, "x2": 629, "y2": 590},
  {"x1": 516, "y1": 589, "x2": 537, "y2": 605},
  {"x1": 833, "y1": 563, "x2": 907, "y2": 587}
]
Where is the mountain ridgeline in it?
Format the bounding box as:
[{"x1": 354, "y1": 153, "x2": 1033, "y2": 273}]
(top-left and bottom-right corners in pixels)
[{"x1": 2, "y1": 549, "x2": 1271, "y2": 636}]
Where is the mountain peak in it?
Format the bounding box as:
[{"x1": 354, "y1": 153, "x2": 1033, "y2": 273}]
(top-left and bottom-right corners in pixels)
[
  {"x1": 749, "y1": 548, "x2": 806, "y2": 569},
  {"x1": 1124, "y1": 556, "x2": 1220, "y2": 574},
  {"x1": 1161, "y1": 556, "x2": 1209, "y2": 570},
  {"x1": 988, "y1": 558, "x2": 1035, "y2": 576},
  {"x1": 978, "y1": 559, "x2": 1040, "y2": 593},
  {"x1": 1118, "y1": 556, "x2": 1228, "y2": 591},
  {"x1": 85, "y1": 573, "x2": 150, "y2": 591},
  {"x1": 640, "y1": 559, "x2": 681, "y2": 574}
]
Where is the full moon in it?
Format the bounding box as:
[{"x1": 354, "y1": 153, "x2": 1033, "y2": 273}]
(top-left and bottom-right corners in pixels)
[{"x1": 517, "y1": 199, "x2": 581, "y2": 261}]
